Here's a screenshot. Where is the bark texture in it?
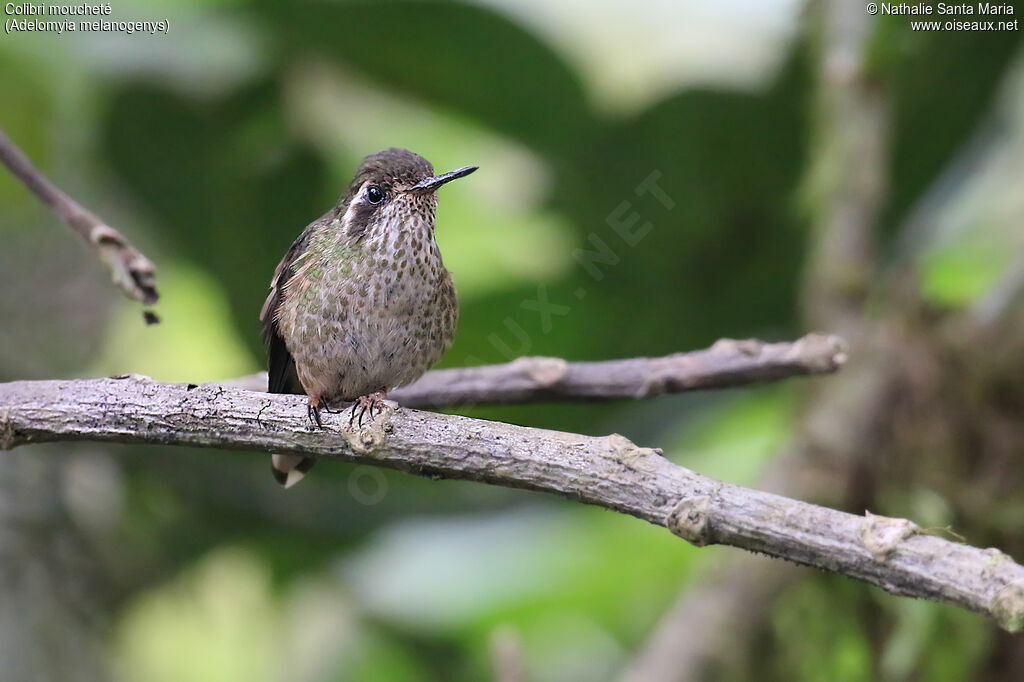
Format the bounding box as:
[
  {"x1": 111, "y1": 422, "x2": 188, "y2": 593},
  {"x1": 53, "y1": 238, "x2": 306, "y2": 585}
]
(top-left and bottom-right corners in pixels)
[{"x1": 1, "y1": 375, "x2": 1022, "y2": 633}]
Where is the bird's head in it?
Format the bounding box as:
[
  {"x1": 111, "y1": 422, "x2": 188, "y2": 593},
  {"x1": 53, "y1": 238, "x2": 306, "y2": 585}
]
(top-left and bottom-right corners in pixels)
[{"x1": 337, "y1": 148, "x2": 477, "y2": 242}]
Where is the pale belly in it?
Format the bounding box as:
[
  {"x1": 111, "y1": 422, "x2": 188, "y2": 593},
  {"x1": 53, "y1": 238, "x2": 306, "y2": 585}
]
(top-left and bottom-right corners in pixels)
[{"x1": 279, "y1": 262, "x2": 457, "y2": 402}]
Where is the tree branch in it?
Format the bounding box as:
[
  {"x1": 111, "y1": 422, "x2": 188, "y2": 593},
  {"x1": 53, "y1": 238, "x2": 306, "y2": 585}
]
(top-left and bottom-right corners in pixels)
[
  {"x1": 226, "y1": 333, "x2": 849, "y2": 407},
  {"x1": 0, "y1": 128, "x2": 158, "y2": 306},
  {"x1": 1, "y1": 376, "x2": 1022, "y2": 633},
  {"x1": 800, "y1": 0, "x2": 888, "y2": 331}
]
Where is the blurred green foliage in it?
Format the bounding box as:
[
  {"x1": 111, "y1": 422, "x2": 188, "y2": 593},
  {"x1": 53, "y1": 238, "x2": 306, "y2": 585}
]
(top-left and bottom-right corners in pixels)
[{"x1": 1, "y1": 0, "x2": 1022, "y2": 680}]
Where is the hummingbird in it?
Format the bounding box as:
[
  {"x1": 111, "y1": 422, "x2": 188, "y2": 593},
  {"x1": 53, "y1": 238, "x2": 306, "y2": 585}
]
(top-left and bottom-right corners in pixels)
[{"x1": 260, "y1": 148, "x2": 477, "y2": 487}]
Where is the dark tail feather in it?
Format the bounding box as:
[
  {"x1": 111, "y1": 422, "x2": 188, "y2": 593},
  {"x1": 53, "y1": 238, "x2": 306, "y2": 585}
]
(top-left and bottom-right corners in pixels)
[{"x1": 271, "y1": 454, "x2": 315, "y2": 488}]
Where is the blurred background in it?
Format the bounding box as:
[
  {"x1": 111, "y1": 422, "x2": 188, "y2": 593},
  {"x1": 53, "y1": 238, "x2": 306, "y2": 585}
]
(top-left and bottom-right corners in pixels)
[{"x1": 2, "y1": 0, "x2": 1023, "y2": 680}]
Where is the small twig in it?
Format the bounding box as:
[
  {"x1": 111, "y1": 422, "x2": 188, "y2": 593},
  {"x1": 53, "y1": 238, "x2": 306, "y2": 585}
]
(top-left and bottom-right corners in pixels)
[
  {"x1": 0, "y1": 128, "x2": 158, "y2": 305},
  {"x1": 1, "y1": 375, "x2": 1022, "y2": 633},
  {"x1": 224, "y1": 333, "x2": 848, "y2": 407}
]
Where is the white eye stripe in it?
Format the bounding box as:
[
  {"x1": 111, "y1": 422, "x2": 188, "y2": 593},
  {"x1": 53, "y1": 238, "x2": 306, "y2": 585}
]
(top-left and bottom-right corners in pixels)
[
  {"x1": 340, "y1": 182, "x2": 388, "y2": 241},
  {"x1": 340, "y1": 188, "x2": 367, "y2": 234}
]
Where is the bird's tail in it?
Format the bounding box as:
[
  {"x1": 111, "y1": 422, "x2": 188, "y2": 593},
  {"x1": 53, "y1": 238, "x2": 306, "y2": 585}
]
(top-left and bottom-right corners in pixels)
[{"x1": 271, "y1": 454, "x2": 315, "y2": 488}]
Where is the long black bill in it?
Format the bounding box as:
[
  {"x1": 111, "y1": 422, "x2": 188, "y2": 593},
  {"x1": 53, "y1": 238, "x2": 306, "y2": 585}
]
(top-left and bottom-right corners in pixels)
[{"x1": 408, "y1": 165, "x2": 478, "y2": 193}]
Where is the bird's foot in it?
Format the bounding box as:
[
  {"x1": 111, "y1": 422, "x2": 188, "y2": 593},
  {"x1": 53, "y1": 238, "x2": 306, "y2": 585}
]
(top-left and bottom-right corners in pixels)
[
  {"x1": 307, "y1": 395, "x2": 324, "y2": 429},
  {"x1": 349, "y1": 391, "x2": 388, "y2": 428}
]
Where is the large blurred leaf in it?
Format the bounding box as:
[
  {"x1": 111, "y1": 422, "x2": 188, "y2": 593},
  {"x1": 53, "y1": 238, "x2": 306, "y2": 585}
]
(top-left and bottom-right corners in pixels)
[
  {"x1": 253, "y1": 0, "x2": 596, "y2": 162},
  {"x1": 455, "y1": 50, "x2": 811, "y2": 359},
  {"x1": 101, "y1": 77, "x2": 331, "y2": 353},
  {"x1": 442, "y1": 51, "x2": 811, "y2": 437},
  {"x1": 570, "y1": 54, "x2": 811, "y2": 350}
]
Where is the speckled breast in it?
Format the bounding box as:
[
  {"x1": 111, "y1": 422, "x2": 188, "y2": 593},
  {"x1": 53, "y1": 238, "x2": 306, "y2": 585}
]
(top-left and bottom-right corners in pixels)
[{"x1": 277, "y1": 225, "x2": 458, "y2": 402}]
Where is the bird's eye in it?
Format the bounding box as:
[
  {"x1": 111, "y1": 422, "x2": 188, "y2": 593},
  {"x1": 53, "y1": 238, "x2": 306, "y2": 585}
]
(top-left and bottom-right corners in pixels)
[{"x1": 366, "y1": 185, "x2": 385, "y2": 204}]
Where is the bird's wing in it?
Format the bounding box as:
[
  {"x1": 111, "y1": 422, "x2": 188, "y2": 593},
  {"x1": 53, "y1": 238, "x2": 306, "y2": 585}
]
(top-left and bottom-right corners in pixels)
[{"x1": 260, "y1": 227, "x2": 315, "y2": 395}]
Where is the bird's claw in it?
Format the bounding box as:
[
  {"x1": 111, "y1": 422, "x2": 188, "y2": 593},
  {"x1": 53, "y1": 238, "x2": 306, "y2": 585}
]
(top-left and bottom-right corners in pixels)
[
  {"x1": 349, "y1": 391, "x2": 387, "y2": 428},
  {"x1": 307, "y1": 397, "x2": 323, "y2": 429}
]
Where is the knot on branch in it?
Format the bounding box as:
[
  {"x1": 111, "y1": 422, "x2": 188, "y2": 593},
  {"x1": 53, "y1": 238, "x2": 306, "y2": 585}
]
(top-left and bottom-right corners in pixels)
[
  {"x1": 992, "y1": 581, "x2": 1024, "y2": 634},
  {"x1": 340, "y1": 403, "x2": 396, "y2": 455},
  {"x1": 606, "y1": 433, "x2": 661, "y2": 467},
  {"x1": 860, "y1": 511, "x2": 919, "y2": 561},
  {"x1": 111, "y1": 373, "x2": 159, "y2": 384},
  {"x1": 667, "y1": 495, "x2": 714, "y2": 546},
  {"x1": 792, "y1": 333, "x2": 849, "y2": 371},
  {"x1": 510, "y1": 356, "x2": 568, "y2": 387},
  {"x1": 709, "y1": 338, "x2": 763, "y2": 356},
  {"x1": 90, "y1": 224, "x2": 159, "y2": 305}
]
